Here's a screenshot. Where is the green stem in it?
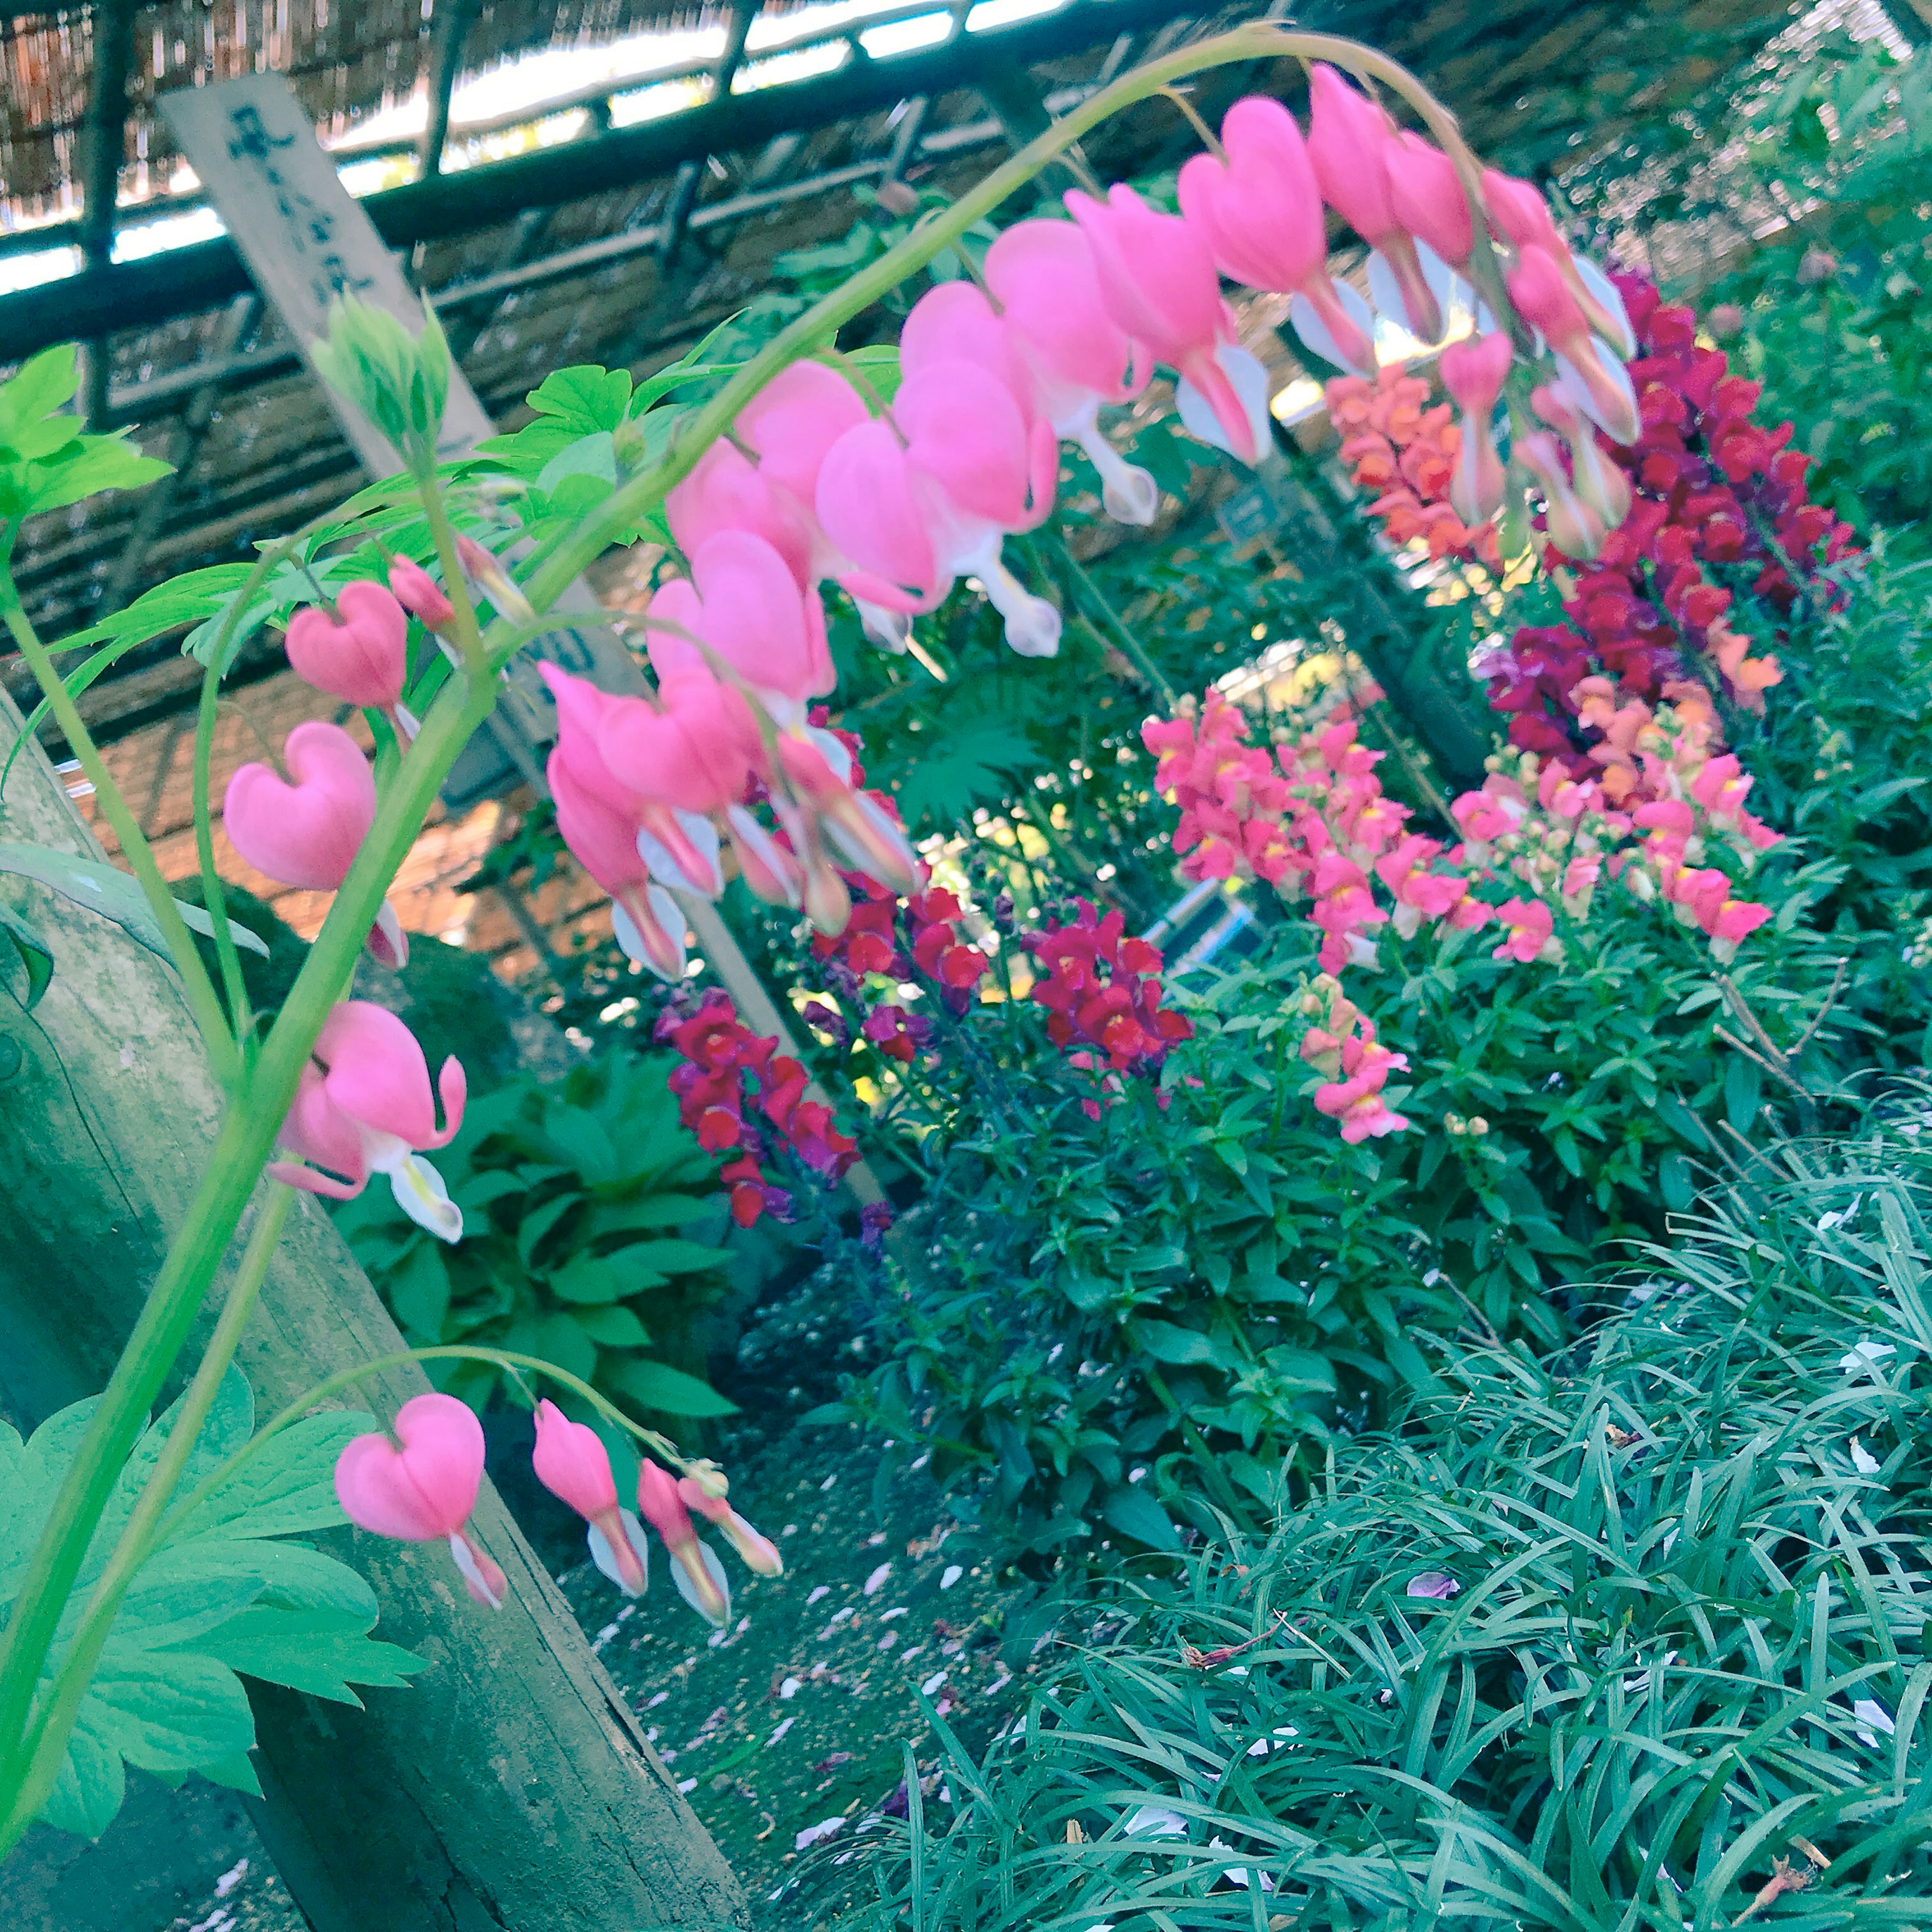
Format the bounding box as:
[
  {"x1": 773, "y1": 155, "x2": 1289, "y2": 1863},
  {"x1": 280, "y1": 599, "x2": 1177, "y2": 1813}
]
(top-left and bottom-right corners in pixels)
[
  {"x1": 0, "y1": 667, "x2": 496, "y2": 1789},
  {"x1": 1046, "y1": 535, "x2": 1179, "y2": 709},
  {"x1": 193, "y1": 654, "x2": 251, "y2": 1051},
  {"x1": 0, "y1": 583, "x2": 239, "y2": 1085},
  {"x1": 414, "y1": 462, "x2": 490, "y2": 671},
  {"x1": 0, "y1": 1184, "x2": 292, "y2": 1851}
]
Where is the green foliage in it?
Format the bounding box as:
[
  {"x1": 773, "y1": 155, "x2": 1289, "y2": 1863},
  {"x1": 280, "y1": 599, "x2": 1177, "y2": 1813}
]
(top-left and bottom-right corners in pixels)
[
  {"x1": 0, "y1": 841, "x2": 269, "y2": 967},
  {"x1": 0, "y1": 904, "x2": 52, "y2": 1010},
  {"x1": 4, "y1": 1372, "x2": 418, "y2": 1839},
  {"x1": 336, "y1": 1050, "x2": 740, "y2": 1420},
  {"x1": 309, "y1": 295, "x2": 451, "y2": 466},
  {"x1": 1570, "y1": 35, "x2": 1932, "y2": 544},
  {"x1": 809, "y1": 1126, "x2": 1932, "y2": 1928},
  {"x1": 0, "y1": 346, "x2": 171, "y2": 528}
]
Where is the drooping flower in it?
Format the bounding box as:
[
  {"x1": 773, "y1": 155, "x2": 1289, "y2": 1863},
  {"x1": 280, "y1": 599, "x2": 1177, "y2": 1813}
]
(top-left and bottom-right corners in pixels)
[
  {"x1": 284, "y1": 581, "x2": 413, "y2": 740},
  {"x1": 1305, "y1": 64, "x2": 1443, "y2": 342},
  {"x1": 334, "y1": 1392, "x2": 504, "y2": 1608},
  {"x1": 1176, "y1": 94, "x2": 1375, "y2": 375},
  {"x1": 635, "y1": 1458, "x2": 732, "y2": 1628},
  {"x1": 678, "y1": 1465, "x2": 783, "y2": 1578},
  {"x1": 1065, "y1": 182, "x2": 1272, "y2": 465},
  {"x1": 267, "y1": 1001, "x2": 466, "y2": 1241},
  {"x1": 385, "y1": 555, "x2": 455, "y2": 631},
  {"x1": 530, "y1": 1399, "x2": 651, "y2": 1596},
  {"x1": 982, "y1": 218, "x2": 1160, "y2": 524},
  {"x1": 222, "y1": 721, "x2": 409, "y2": 970}
]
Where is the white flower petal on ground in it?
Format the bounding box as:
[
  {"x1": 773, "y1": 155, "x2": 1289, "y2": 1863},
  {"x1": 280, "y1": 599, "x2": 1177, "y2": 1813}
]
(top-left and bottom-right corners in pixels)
[
  {"x1": 1855, "y1": 1698, "x2": 1896, "y2": 1747},
  {"x1": 1123, "y1": 1805, "x2": 1188, "y2": 1839},
  {"x1": 1852, "y1": 1438, "x2": 1883, "y2": 1476},
  {"x1": 1840, "y1": 1339, "x2": 1897, "y2": 1374},
  {"x1": 863, "y1": 1562, "x2": 893, "y2": 1595},
  {"x1": 795, "y1": 1816, "x2": 847, "y2": 1851}
]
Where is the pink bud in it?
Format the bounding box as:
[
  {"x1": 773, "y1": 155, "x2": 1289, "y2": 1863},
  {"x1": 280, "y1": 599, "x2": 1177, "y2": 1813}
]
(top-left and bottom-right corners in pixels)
[
  {"x1": 678, "y1": 1475, "x2": 783, "y2": 1577},
  {"x1": 1438, "y1": 332, "x2": 1513, "y2": 420},
  {"x1": 386, "y1": 556, "x2": 455, "y2": 630},
  {"x1": 335, "y1": 1392, "x2": 504, "y2": 1609},
  {"x1": 1480, "y1": 170, "x2": 1563, "y2": 255},
  {"x1": 1385, "y1": 132, "x2": 1473, "y2": 267},
  {"x1": 637, "y1": 1459, "x2": 731, "y2": 1628},
  {"x1": 284, "y1": 581, "x2": 407, "y2": 710},
  {"x1": 1438, "y1": 331, "x2": 1513, "y2": 526},
  {"x1": 223, "y1": 720, "x2": 374, "y2": 891},
  {"x1": 531, "y1": 1400, "x2": 648, "y2": 1596}
]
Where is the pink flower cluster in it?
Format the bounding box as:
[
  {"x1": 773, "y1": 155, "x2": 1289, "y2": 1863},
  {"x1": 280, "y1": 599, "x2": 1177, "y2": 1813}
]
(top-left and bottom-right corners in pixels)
[
  {"x1": 1485, "y1": 273, "x2": 1857, "y2": 768},
  {"x1": 1024, "y1": 900, "x2": 1194, "y2": 1099},
  {"x1": 1143, "y1": 692, "x2": 1485, "y2": 975},
  {"x1": 1298, "y1": 977, "x2": 1410, "y2": 1144},
  {"x1": 1326, "y1": 367, "x2": 1502, "y2": 567},
  {"x1": 334, "y1": 1390, "x2": 780, "y2": 1628},
  {"x1": 655, "y1": 988, "x2": 859, "y2": 1228}
]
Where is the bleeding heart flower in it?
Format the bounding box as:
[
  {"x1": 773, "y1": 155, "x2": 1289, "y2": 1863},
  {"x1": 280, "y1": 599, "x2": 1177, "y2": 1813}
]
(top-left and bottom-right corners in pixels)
[
  {"x1": 284, "y1": 582, "x2": 413, "y2": 739},
  {"x1": 1065, "y1": 182, "x2": 1272, "y2": 465},
  {"x1": 386, "y1": 556, "x2": 455, "y2": 631},
  {"x1": 531, "y1": 1400, "x2": 651, "y2": 1596},
  {"x1": 983, "y1": 217, "x2": 1159, "y2": 525},
  {"x1": 1176, "y1": 94, "x2": 1376, "y2": 376},
  {"x1": 267, "y1": 1001, "x2": 466, "y2": 1242},
  {"x1": 635, "y1": 1458, "x2": 732, "y2": 1628},
  {"x1": 1305, "y1": 64, "x2": 1443, "y2": 342},
  {"x1": 334, "y1": 1392, "x2": 505, "y2": 1608},
  {"x1": 678, "y1": 1468, "x2": 783, "y2": 1577}
]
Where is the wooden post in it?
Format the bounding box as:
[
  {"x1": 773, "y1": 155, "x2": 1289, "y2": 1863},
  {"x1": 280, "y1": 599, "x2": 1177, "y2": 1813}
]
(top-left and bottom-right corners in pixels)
[{"x1": 0, "y1": 688, "x2": 747, "y2": 1931}]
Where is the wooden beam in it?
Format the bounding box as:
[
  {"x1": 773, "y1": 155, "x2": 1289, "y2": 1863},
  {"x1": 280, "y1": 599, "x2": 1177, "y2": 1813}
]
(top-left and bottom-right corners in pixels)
[
  {"x1": 418, "y1": 0, "x2": 478, "y2": 181},
  {"x1": 77, "y1": 0, "x2": 138, "y2": 428},
  {"x1": 0, "y1": 0, "x2": 1192, "y2": 361}
]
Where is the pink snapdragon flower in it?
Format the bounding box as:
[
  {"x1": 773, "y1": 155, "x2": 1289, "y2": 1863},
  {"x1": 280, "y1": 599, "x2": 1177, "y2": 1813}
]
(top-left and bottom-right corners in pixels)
[
  {"x1": 1491, "y1": 896, "x2": 1556, "y2": 964},
  {"x1": 268, "y1": 1001, "x2": 466, "y2": 1241},
  {"x1": 531, "y1": 1400, "x2": 651, "y2": 1596},
  {"x1": 334, "y1": 1392, "x2": 504, "y2": 1609}
]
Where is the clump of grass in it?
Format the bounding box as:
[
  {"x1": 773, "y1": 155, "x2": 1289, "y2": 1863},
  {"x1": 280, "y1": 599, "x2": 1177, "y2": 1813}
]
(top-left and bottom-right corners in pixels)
[{"x1": 803, "y1": 1124, "x2": 1932, "y2": 1928}]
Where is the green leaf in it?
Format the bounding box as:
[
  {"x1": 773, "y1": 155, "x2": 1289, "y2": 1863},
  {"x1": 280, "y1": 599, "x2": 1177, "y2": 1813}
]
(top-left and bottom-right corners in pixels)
[
  {"x1": 547, "y1": 1255, "x2": 630, "y2": 1306},
  {"x1": 1098, "y1": 1484, "x2": 1180, "y2": 1551},
  {"x1": 572, "y1": 1305, "x2": 650, "y2": 1348},
  {"x1": 196, "y1": 1609, "x2": 423, "y2": 1705},
  {"x1": 1132, "y1": 1319, "x2": 1218, "y2": 1366},
  {"x1": 21, "y1": 1377, "x2": 418, "y2": 1843},
  {"x1": 22, "y1": 435, "x2": 172, "y2": 516},
  {"x1": 0, "y1": 344, "x2": 79, "y2": 440},
  {"x1": 0, "y1": 905, "x2": 53, "y2": 1009},
  {"x1": 0, "y1": 843, "x2": 267, "y2": 962},
  {"x1": 517, "y1": 1191, "x2": 583, "y2": 1267},
  {"x1": 171, "y1": 1411, "x2": 376, "y2": 1544},
  {"x1": 606, "y1": 1359, "x2": 738, "y2": 1418},
  {"x1": 612, "y1": 1237, "x2": 729, "y2": 1276},
  {"x1": 386, "y1": 1244, "x2": 451, "y2": 1341}
]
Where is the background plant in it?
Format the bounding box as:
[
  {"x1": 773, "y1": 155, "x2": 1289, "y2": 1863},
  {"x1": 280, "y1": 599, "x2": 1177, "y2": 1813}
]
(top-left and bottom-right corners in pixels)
[{"x1": 804, "y1": 1117, "x2": 1932, "y2": 1929}]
